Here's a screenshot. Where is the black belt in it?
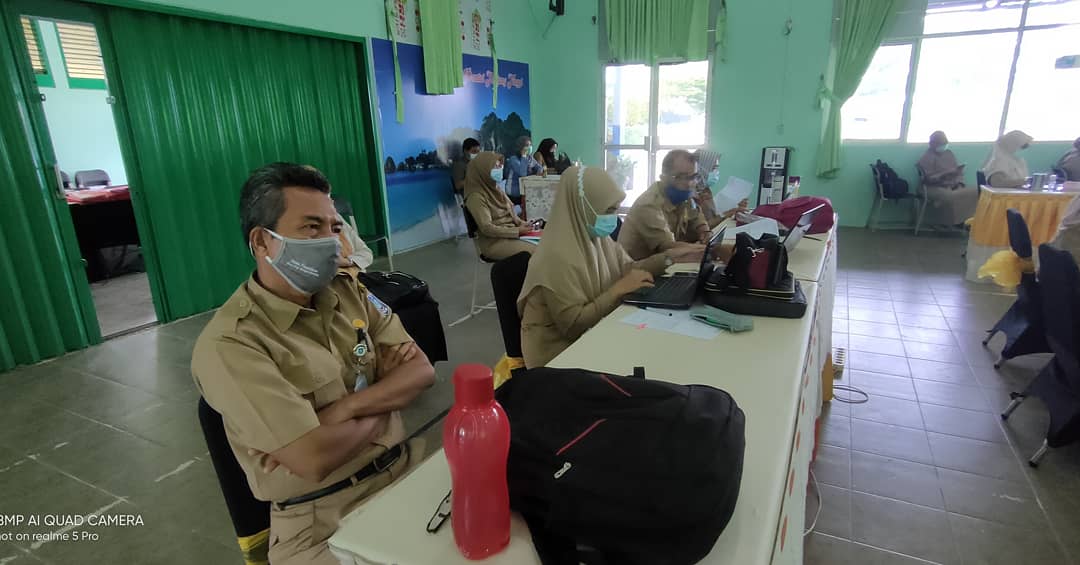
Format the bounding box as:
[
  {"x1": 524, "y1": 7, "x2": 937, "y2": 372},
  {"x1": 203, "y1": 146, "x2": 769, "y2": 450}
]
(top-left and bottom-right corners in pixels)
[{"x1": 274, "y1": 443, "x2": 405, "y2": 510}]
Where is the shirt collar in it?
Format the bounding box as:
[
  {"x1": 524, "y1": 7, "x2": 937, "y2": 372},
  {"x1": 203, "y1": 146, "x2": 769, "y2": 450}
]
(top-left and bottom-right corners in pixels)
[{"x1": 245, "y1": 275, "x2": 340, "y2": 332}]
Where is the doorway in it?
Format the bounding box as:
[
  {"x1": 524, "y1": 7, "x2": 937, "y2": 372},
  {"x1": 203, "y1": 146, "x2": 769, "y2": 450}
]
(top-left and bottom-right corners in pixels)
[
  {"x1": 602, "y1": 60, "x2": 711, "y2": 207},
  {"x1": 17, "y1": 13, "x2": 155, "y2": 338}
]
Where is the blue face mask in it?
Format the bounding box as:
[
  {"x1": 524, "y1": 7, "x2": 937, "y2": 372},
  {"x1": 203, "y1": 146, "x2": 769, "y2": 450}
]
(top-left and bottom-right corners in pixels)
[
  {"x1": 490, "y1": 167, "x2": 503, "y2": 183},
  {"x1": 706, "y1": 170, "x2": 721, "y2": 188},
  {"x1": 934, "y1": 144, "x2": 949, "y2": 153},
  {"x1": 665, "y1": 184, "x2": 692, "y2": 205},
  {"x1": 577, "y1": 166, "x2": 619, "y2": 238}
]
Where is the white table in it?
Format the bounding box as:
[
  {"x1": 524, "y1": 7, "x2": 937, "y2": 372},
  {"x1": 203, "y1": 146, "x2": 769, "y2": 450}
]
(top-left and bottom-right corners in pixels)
[{"x1": 329, "y1": 228, "x2": 839, "y2": 565}]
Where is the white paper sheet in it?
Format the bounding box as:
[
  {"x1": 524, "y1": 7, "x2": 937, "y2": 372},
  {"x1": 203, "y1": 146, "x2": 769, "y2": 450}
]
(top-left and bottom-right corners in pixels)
[
  {"x1": 712, "y1": 176, "x2": 754, "y2": 213},
  {"x1": 620, "y1": 308, "x2": 722, "y2": 340},
  {"x1": 724, "y1": 218, "x2": 780, "y2": 240}
]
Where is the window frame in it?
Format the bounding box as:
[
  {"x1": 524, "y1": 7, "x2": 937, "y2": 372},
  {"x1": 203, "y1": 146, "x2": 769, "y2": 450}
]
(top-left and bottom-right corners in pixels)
[
  {"x1": 600, "y1": 57, "x2": 713, "y2": 207},
  {"x1": 844, "y1": 0, "x2": 1080, "y2": 143},
  {"x1": 22, "y1": 17, "x2": 55, "y2": 88},
  {"x1": 55, "y1": 20, "x2": 107, "y2": 90}
]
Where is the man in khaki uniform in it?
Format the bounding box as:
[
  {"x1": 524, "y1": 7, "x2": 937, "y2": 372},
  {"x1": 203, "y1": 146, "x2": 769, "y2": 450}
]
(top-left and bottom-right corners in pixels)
[
  {"x1": 618, "y1": 149, "x2": 710, "y2": 261},
  {"x1": 192, "y1": 163, "x2": 435, "y2": 565}
]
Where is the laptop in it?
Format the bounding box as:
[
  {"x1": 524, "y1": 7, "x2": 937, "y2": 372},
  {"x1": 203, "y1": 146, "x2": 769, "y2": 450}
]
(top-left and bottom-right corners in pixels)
[
  {"x1": 623, "y1": 227, "x2": 725, "y2": 310},
  {"x1": 781, "y1": 203, "x2": 826, "y2": 253}
]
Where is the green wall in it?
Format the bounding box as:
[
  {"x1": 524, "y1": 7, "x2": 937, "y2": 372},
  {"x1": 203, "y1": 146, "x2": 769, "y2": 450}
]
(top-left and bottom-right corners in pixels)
[{"x1": 37, "y1": 20, "x2": 127, "y2": 184}]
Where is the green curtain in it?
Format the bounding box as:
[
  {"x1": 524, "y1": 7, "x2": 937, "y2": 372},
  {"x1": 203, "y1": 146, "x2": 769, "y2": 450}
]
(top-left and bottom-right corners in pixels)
[
  {"x1": 418, "y1": 0, "x2": 462, "y2": 94},
  {"x1": 105, "y1": 8, "x2": 386, "y2": 321},
  {"x1": 815, "y1": 0, "x2": 899, "y2": 178},
  {"x1": 384, "y1": 0, "x2": 404, "y2": 121},
  {"x1": 605, "y1": 0, "x2": 709, "y2": 64},
  {"x1": 0, "y1": 9, "x2": 94, "y2": 370}
]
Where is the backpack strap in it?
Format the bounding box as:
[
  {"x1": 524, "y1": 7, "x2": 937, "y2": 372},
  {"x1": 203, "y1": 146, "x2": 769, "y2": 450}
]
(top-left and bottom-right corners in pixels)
[{"x1": 633, "y1": 366, "x2": 645, "y2": 380}]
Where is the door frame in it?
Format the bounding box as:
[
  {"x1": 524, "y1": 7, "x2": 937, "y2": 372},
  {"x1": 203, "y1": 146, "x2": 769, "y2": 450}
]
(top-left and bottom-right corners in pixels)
[{"x1": 2, "y1": 0, "x2": 170, "y2": 334}]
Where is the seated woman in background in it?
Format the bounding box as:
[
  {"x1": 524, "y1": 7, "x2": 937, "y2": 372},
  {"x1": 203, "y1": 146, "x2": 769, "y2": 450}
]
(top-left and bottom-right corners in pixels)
[
  {"x1": 982, "y1": 130, "x2": 1033, "y2": 188},
  {"x1": 1051, "y1": 195, "x2": 1080, "y2": 266},
  {"x1": 518, "y1": 166, "x2": 703, "y2": 368},
  {"x1": 692, "y1": 149, "x2": 748, "y2": 229},
  {"x1": 464, "y1": 151, "x2": 536, "y2": 260},
  {"x1": 505, "y1": 136, "x2": 544, "y2": 205},
  {"x1": 1056, "y1": 137, "x2": 1080, "y2": 181},
  {"x1": 534, "y1": 138, "x2": 559, "y2": 174},
  {"x1": 917, "y1": 131, "x2": 977, "y2": 226}
]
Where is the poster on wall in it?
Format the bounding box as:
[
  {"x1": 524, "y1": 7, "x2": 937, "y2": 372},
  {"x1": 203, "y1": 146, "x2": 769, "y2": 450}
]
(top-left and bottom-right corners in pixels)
[
  {"x1": 371, "y1": 38, "x2": 531, "y2": 252},
  {"x1": 386, "y1": 0, "x2": 495, "y2": 56}
]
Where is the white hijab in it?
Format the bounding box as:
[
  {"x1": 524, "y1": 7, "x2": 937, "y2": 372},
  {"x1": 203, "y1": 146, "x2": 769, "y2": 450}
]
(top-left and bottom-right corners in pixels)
[{"x1": 982, "y1": 130, "x2": 1033, "y2": 183}]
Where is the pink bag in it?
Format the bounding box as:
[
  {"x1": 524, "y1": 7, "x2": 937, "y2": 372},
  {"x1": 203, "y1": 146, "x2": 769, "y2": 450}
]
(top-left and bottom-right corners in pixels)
[{"x1": 752, "y1": 196, "x2": 834, "y2": 234}]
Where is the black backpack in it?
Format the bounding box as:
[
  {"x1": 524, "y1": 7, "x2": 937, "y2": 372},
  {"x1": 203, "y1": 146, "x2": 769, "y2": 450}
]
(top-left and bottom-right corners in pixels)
[
  {"x1": 874, "y1": 159, "x2": 909, "y2": 198},
  {"x1": 495, "y1": 367, "x2": 746, "y2": 565}
]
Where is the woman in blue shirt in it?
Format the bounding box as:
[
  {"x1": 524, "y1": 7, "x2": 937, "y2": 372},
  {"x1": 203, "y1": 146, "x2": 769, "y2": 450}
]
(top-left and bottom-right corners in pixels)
[{"x1": 505, "y1": 135, "x2": 544, "y2": 206}]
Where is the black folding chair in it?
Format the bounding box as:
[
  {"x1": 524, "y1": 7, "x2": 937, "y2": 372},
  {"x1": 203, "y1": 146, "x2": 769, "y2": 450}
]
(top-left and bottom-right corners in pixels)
[
  {"x1": 1001, "y1": 245, "x2": 1080, "y2": 467},
  {"x1": 197, "y1": 397, "x2": 270, "y2": 564},
  {"x1": 983, "y1": 209, "x2": 1050, "y2": 367},
  {"x1": 490, "y1": 251, "x2": 531, "y2": 360}
]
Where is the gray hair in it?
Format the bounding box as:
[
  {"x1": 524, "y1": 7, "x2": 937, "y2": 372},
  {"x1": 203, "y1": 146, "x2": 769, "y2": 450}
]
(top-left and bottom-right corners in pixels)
[
  {"x1": 661, "y1": 149, "x2": 697, "y2": 176},
  {"x1": 238, "y1": 162, "x2": 331, "y2": 244}
]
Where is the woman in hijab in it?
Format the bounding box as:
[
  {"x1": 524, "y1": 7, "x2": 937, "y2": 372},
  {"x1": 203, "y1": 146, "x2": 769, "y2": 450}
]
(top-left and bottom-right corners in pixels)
[
  {"x1": 692, "y1": 149, "x2": 748, "y2": 229},
  {"x1": 534, "y1": 138, "x2": 559, "y2": 173},
  {"x1": 1056, "y1": 137, "x2": 1080, "y2": 181},
  {"x1": 917, "y1": 131, "x2": 977, "y2": 226},
  {"x1": 1051, "y1": 195, "x2": 1080, "y2": 266},
  {"x1": 464, "y1": 151, "x2": 536, "y2": 260},
  {"x1": 517, "y1": 166, "x2": 704, "y2": 368},
  {"x1": 982, "y1": 130, "x2": 1034, "y2": 188}
]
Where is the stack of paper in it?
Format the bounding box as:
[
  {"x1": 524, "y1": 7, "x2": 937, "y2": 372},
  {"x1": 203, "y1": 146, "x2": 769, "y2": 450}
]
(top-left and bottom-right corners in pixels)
[
  {"x1": 619, "y1": 309, "x2": 722, "y2": 340},
  {"x1": 712, "y1": 176, "x2": 754, "y2": 213}
]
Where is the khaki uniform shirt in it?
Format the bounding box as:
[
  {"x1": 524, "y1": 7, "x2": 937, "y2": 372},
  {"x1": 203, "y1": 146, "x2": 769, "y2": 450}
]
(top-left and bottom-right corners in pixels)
[
  {"x1": 465, "y1": 191, "x2": 527, "y2": 257},
  {"x1": 618, "y1": 181, "x2": 707, "y2": 260},
  {"x1": 192, "y1": 270, "x2": 413, "y2": 502}
]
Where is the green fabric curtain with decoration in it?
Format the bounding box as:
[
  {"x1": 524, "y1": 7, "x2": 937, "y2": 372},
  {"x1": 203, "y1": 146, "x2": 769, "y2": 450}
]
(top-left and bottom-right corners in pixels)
[
  {"x1": 605, "y1": 0, "x2": 710, "y2": 64},
  {"x1": 816, "y1": 0, "x2": 899, "y2": 178},
  {"x1": 418, "y1": 0, "x2": 462, "y2": 94},
  {"x1": 104, "y1": 7, "x2": 386, "y2": 321}
]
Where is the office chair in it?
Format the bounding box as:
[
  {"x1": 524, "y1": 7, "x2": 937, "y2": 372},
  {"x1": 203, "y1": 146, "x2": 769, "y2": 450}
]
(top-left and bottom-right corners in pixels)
[
  {"x1": 74, "y1": 169, "x2": 110, "y2": 188},
  {"x1": 448, "y1": 205, "x2": 497, "y2": 327},
  {"x1": 197, "y1": 397, "x2": 270, "y2": 565},
  {"x1": 60, "y1": 170, "x2": 71, "y2": 189},
  {"x1": 982, "y1": 209, "x2": 1050, "y2": 367},
  {"x1": 1001, "y1": 245, "x2": 1080, "y2": 467}
]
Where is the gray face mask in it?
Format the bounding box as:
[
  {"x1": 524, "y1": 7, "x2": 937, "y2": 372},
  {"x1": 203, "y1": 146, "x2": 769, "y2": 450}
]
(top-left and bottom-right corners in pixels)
[{"x1": 262, "y1": 228, "x2": 341, "y2": 295}]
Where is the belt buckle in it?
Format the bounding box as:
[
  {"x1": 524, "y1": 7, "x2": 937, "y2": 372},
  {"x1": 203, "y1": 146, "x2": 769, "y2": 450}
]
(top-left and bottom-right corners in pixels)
[{"x1": 372, "y1": 445, "x2": 401, "y2": 473}]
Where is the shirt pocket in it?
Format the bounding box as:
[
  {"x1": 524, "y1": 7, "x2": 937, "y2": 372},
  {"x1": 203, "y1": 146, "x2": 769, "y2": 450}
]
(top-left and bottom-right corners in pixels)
[{"x1": 279, "y1": 351, "x2": 346, "y2": 410}]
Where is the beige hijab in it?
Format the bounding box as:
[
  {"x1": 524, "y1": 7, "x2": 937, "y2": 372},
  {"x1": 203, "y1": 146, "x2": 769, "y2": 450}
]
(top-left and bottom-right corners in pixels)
[
  {"x1": 982, "y1": 130, "x2": 1033, "y2": 182},
  {"x1": 464, "y1": 151, "x2": 511, "y2": 213},
  {"x1": 517, "y1": 166, "x2": 630, "y2": 312}
]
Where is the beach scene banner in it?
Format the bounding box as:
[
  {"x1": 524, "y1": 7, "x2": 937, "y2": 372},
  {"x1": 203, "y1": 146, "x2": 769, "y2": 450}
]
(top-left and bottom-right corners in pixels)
[{"x1": 371, "y1": 38, "x2": 531, "y2": 252}]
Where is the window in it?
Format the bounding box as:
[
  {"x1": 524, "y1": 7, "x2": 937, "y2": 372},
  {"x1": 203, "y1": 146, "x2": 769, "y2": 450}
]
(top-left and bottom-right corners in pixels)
[
  {"x1": 841, "y1": 44, "x2": 912, "y2": 140},
  {"x1": 604, "y1": 61, "x2": 710, "y2": 206},
  {"x1": 844, "y1": 0, "x2": 1080, "y2": 142},
  {"x1": 907, "y1": 32, "x2": 1017, "y2": 142},
  {"x1": 20, "y1": 16, "x2": 53, "y2": 88},
  {"x1": 56, "y1": 21, "x2": 106, "y2": 89}
]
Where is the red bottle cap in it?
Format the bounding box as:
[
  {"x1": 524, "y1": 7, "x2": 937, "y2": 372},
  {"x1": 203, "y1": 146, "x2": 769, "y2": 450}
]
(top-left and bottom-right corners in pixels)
[{"x1": 453, "y1": 364, "x2": 495, "y2": 407}]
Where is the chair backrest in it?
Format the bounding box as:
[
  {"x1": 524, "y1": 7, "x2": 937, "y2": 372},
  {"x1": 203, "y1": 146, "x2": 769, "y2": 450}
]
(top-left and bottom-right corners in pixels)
[
  {"x1": 197, "y1": 397, "x2": 270, "y2": 563},
  {"x1": 1006, "y1": 208, "x2": 1033, "y2": 259},
  {"x1": 60, "y1": 170, "x2": 71, "y2": 189},
  {"x1": 461, "y1": 204, "x2": 480, "y2": 239},
  {"x1": 870, "y1": 163, "x2": 883, "y2": 198},
  {"x1": 610, "y1": 215, "x2": 623, "y2": 242},
  {"x1": 1052, "y1": 166, "x2": 1069, "y2": 182},
  {"x1": 75, "y1": 169, "x2": 110, "y2": 188},
  {"x1": 977, "y1": 170, "x2": 987, "y2": 188},
  {"x1": 1038, "y1": 244, "x2": 1080, "y2": 375},
  {"x1": 490, "y1": 251, "x2": 531, "y2": 358}
]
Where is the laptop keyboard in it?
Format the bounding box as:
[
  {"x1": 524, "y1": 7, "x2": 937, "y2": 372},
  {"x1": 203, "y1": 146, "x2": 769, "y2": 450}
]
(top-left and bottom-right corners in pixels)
[{"x1": 635, "y1": 275, "x2": 698, "y2": 304}]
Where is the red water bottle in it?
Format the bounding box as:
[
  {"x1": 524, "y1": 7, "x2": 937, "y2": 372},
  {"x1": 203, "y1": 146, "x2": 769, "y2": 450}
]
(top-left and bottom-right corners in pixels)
[{"x1": 443, "y1": 364, "x2": 511, "y2": 559}]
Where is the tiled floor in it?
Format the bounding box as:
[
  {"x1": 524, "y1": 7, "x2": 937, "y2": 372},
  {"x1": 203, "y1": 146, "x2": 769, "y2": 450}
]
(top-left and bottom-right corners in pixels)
[
  {"x1": 2, "y1": 229, "x2": 1078, "y2": 564},
  {"x1": 90, "y1": 271, "x2": 157, "y2": 338},
  {"x1": 807, "y1": 228, "x2": 1080, "y2": 565}
]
